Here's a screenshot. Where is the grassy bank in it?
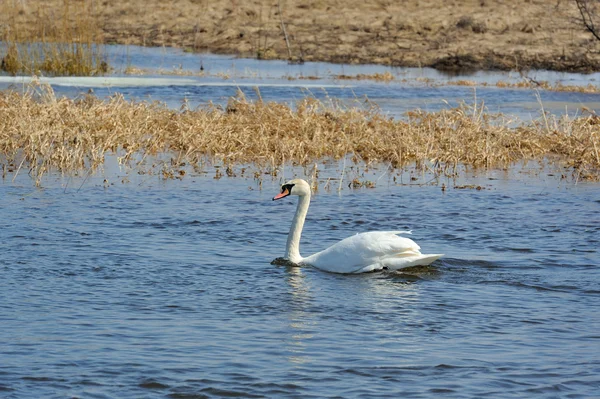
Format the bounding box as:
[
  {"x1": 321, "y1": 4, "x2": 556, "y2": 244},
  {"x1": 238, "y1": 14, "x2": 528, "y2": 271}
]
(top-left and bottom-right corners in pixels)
[
  {"x1": 0, "y1": 0, "x2": 598, "y2": 72},
  {"x1": 1, "y1": 83, "x2": 599, "y2": 186}
]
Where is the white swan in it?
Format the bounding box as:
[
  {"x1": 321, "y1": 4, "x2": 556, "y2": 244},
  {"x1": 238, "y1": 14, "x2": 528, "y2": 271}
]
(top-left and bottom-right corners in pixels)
[{"x1": 272, "y1": 179, "x2": 443, "y2": 273}]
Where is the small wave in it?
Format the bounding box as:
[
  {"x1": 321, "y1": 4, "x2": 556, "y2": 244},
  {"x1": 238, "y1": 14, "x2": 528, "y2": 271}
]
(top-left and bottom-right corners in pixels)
[
  {"x1": 127, "y1": 218, "x2": 223, "y2": 229},
  {"x1": 478, "y1": 280, "x2": 575, "y2": 293},
  {"x1": 435, "y1": 363, "x2": 459, "y2": 369},
  {"x1": 20, "y1": 376, "x2": 55, "y2": 382},
  {"x1": 441, "y1": 257, "x2": 502, "y2": 270},
  {"x1": 139, "y1": 379, "x2": 170, "y2": 390},
  {"x1": 429, "y1": 388, "x2": 458, "y2": 394},
  {"x1": 75, "y1": 379, "x2": 104, "y2": 387},
  {"x1": 492, "y1": 246, "x2": 535, "y2": 253},
  {"x1": 338, "y1": 368, "x2": 374, "y2": 377},
  {"x1": 200, "y1": 387, "x2": 264, "y2": 398},
  {"x1": 168, "y1": 382, "x2": 267, "y2": 399},
  {"x1": 440, "y1": 233, "x2": 467, "y2": 242},
  {"x1": 583, "y1": 290, "x2": 600, "y2": 295},
  {"x1": 168, "y1": 393, "x2": 210, "y2": 399}
]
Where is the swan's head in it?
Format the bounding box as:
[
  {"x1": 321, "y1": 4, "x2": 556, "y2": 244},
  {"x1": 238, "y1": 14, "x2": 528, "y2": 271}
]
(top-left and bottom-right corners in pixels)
[{"x1": 272, "y1": 179, "x2": 311, "y2": 200}]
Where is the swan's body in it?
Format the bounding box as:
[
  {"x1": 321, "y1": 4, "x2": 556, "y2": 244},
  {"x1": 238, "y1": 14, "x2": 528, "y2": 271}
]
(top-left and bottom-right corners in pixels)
[{"x1": 272, "y1": 179, "x2": 443, "y2": 274}]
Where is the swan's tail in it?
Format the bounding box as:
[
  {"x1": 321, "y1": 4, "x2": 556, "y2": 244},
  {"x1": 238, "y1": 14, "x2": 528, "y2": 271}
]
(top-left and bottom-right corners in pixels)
[
  {"x1": 382, "y1": 253, "x2": 444, "y2": 271},
  {"x1": 354, "y1": 253, "x2": 443, "y2": 273}
]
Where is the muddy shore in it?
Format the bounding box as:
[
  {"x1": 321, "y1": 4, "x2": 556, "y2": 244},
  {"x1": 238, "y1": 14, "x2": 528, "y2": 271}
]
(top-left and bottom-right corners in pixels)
[{"x1": 2, "y1": 0, "x2": 600, "y2": 72}]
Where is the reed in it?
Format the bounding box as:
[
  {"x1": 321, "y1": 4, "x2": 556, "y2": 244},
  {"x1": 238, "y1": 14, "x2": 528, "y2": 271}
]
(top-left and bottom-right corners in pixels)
[
  {"x1": 448, "y1": 79, "x2": 600, "y2": 93},
  {"x1": 0, "y1": 0, "x2": 107, "y2": 76},
  {"x1": 1, "y1": 83, "x2": 598, "y2": 185},
  {"x1": 334, "y1": 72, "x2": 395, "y2": 82}
]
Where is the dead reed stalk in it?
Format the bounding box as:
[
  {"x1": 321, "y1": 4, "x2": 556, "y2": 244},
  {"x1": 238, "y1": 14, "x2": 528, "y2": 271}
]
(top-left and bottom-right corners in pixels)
[{"x1": 0, "y1": 0, "x2": 107, "y2": 76}]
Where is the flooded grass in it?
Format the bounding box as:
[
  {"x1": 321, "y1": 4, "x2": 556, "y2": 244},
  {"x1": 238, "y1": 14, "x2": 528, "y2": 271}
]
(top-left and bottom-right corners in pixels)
[
  {"x1": 333, "y1": 72, "x2": 395, "y2": 82},
  {"x1": 124, "y1": 65, "x2": 208, "y2": 77},
  {"x1": 122, "y1": 67, "x2": 393, "y2": 82},
  {"x1": 1, "y1": 82, "x2": 599, "y2": 186},
  {"x1": 449, "y1": 79, "x2": 600, "y2": 93}
]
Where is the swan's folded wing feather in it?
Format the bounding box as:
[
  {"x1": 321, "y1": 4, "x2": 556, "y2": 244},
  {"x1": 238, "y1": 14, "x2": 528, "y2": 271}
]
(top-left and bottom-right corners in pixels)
[{"x1": 303, "y1": 231, "x2": 422, "y2": 273}]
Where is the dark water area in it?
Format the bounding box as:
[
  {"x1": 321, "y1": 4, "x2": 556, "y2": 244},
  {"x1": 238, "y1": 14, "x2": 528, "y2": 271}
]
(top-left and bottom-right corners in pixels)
[{"x1": 1, "y1": 168, "x2": 599, "y2": 398}]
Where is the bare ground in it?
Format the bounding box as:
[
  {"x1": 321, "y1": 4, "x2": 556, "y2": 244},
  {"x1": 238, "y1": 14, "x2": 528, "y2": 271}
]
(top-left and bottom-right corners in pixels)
[{"x1": 2, "y1": 0, "x2": 600, "y2": 72}]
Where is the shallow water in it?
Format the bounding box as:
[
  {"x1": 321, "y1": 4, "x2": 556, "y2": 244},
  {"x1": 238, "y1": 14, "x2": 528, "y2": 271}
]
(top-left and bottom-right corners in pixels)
[
  {"x1": 1, "y1": 167, "x2": 599, "y2": 398},
  {"x1": 1, "y1": 45, "x2": 600, "y2": 119}
]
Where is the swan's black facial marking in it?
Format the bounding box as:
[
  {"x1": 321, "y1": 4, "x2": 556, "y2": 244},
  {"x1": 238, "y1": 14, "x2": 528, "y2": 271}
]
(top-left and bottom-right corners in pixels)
[
  {"x1": 272, "y1": 183, "x2": 295, "y2": 201},
  {"x1": 281, "y1": 183, "x2": 294, "y2": 193}
]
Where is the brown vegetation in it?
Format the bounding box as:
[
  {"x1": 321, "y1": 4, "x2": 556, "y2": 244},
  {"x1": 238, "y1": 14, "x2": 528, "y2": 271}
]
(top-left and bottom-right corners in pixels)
[
  {"x1": 1, "y1": 83, "x2": 599, "y2": 186},
  {"x1": 334, "y1": 72, "x2": 395, "y2": 82},
  {"x1": 1, "y1": 0, "x2": 600, "y2": 72},
  {"x1": 448, "y1": 79, "x2": 600, "y2": 93}
]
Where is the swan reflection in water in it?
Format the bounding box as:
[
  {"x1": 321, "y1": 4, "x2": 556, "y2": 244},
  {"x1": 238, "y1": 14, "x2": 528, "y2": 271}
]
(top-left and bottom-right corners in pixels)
[
  {"x1": 283, "y1": 265, "x2": 314, "y2": 365},
  {"x1": 280, "y1": 260, "x2": 434, "y2": 367}
]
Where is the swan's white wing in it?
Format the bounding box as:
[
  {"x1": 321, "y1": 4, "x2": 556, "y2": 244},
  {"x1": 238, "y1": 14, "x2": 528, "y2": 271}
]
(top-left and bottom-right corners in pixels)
[{"x1": 302, "y1": 231, "x2": 429, "y2": 273}]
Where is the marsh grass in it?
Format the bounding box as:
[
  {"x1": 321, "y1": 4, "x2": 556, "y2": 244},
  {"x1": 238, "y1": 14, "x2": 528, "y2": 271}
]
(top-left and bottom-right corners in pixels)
[
  {"x1": 0, "y1": 0, "x2": 107, "y2": 76},
  {"x1": 123, "y1": 66, "x2": 208, "y2": 77},
  {"x1": 122, "y1": 67, "x2": 393, "y2": 82},
  {"x1": 450, "y1": 79, "x2": 600, "y2": 93},
  {"x1": 334, "y1": 72, "x2": 395, "y2": 82},
  {"x1": 1, "y1": 82, "x2": 599, "y2": 186}
]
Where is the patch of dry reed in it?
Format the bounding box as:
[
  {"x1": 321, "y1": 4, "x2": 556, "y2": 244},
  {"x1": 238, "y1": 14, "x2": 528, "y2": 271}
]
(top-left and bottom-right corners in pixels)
[
  {"x1": 449, "y1": 79, "x2": 600, "y2": 93},
  {"x1": 1, "y1": 83, "x2": 598, "y2": 185},
  {"x1": 0, "y1": 0, "x2": 107, "y2": 76},
  {"x1": 124, "y1": 66, "x2": 207, "y2": 77},
  {"x1": 334, "y1": 72, "x2": 395, "y2": 82}
]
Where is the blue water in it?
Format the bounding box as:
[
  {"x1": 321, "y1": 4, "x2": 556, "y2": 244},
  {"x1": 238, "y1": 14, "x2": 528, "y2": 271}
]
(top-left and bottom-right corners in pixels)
[
  {"x1": 1, "y1": 45, "x2": 600, "y2": 119},
  {"x1": 1, "y1": 168, "x2": 599, "y2": 398}
]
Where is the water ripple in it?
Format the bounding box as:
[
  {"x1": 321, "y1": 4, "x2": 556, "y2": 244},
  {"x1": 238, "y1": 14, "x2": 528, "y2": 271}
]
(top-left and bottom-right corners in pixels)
[{"x1": 1, "y1": 175, "x2": 599, "y2": 398}]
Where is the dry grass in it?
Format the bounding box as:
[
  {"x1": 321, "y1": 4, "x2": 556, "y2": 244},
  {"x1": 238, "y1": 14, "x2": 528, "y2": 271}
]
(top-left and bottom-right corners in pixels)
[
  {"x1": 334, "y1": 72, "x2": 395, "y2": 82},
  {"x1": 0, "y1": 0, "x2": 107, "y2": 76},
  {"x1": 122, "y1": 67, "x2": 395, "y2": 82},
  {"x1": 493, "y1": 79, "x2": 600, "y2": 93},
  {"x1": 1, "y1": 82, "x2": 599, "y2": 185},
  {"x1": 123, "y1": 66, "x2": 207, "y2": 77},
  {"x1": 1, "y1": 0, "x2": 596, "y2": 72},
  {"x1": 448, "y1": 79, "x2": 600, "y2": 93}
]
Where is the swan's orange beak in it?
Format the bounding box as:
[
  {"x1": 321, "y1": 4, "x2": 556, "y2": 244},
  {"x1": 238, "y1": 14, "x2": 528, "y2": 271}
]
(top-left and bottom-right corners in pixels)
[{"x1": 273, "y1": 187, "x2": 290, "y2": 201}]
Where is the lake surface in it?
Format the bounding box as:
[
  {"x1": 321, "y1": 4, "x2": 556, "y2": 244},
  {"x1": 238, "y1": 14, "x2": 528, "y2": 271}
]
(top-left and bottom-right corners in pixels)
[{"x1": 1, "y1": 166, "x2": 599, "y2": 398}]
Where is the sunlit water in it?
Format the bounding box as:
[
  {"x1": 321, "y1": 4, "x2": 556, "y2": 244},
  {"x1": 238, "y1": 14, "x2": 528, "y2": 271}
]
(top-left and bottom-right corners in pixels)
[
  {"x1": 1, "y1": 45, "x2": 600, "y2": 119},
  {"x1": 1, "y1": 166, "x2": 599, "y2": 398},
  {"x1": 1, "y1": 45, "x2": 599, "y2": 398}
]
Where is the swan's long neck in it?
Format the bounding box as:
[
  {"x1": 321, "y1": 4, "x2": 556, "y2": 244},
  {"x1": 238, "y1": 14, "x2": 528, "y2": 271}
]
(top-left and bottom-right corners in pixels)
[{"x1": 285, "y1": 193, "x2": 310, "y2": 263}]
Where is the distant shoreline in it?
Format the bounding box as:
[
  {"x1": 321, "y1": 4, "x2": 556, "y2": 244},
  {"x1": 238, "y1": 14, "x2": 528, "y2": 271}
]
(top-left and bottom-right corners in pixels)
[{"x1": 2, "y1": 0, "x2": 600, "y2": 73}]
